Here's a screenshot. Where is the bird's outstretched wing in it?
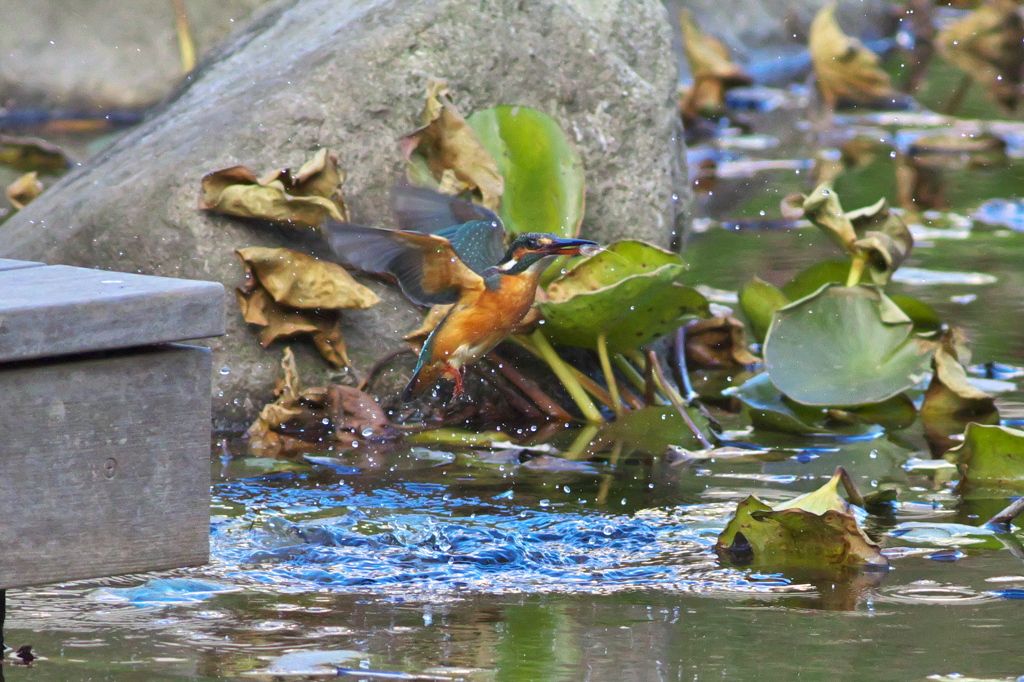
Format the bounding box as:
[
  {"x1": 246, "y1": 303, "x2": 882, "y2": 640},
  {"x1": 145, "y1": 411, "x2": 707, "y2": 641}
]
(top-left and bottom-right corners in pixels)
[{"x1": 323, "y1": 221, "x2": 490, "y2": 306}]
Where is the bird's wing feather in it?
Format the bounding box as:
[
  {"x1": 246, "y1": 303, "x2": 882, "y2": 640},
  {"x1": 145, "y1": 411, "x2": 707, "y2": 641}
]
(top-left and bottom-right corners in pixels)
[
  {"x1": 323, "y1": 221, "x2": 483, "y2": 306},
  {"x1": 435, "y1": 220, "x2": 506, "y2": 274},
  {"x1": 392, "y1": 183, "x2": 502, "y2": 235}
]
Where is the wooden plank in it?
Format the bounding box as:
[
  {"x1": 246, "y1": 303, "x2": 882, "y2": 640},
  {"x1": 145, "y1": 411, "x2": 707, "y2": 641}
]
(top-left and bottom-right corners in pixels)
[
  {"x1": 0, "y1": 258, "x2": 44, "y2": 272},
  {"x1": 0, "y1": 345, "x2": 211, "y2": 589},
  {"x1": 0, "y1": 265, "x2": 225, "y2": 362}
]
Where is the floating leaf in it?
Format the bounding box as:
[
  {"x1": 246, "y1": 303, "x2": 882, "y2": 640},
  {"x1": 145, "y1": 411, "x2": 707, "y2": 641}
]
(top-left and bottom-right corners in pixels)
[
  {"x1": 763, "y1": 284, "x2": 936, "y2": 406},
  {"x1": 677, "y1": 9, "x2": 752, "y2": 118},
  {"x1": 247, "y1": 348, "x2": 395, "y2": 457},
  {"x1": 727, "y1": 372, "x2": 830, "y2": 435},
  {"x1": 588, "y1": 405, "x2": 712, "y2": 455},
  {"x1": 539, "y1": 240, "x2": 710, "y2": 352},
  {"x1": 738, "y1": 277, "x2": 789, "y2": 343},
  {"x1": 809, "y1": 3, "x2": 897, "y2": 109},
  {"x1": 937, "y1": 0, "x2": 1024, "y2": 112},
  {"x1": 945, "y1": 423, "x2": 1024, "y2": 489},
  {"x1": 200, "y1": 148, "x2": 349, "y2": 227},
  {"x1": 922, "y1": 331, "x2": 999, "y2": 455},
  {"x1": 683, "y1": 315, "x2": 759, "y2": 368},
  {"x1": 716, "y1": 468, "x2": 887, "y2": 571},
  {"x1": 236, "y1": 247, "x2": 379, "y2": 368},
  {"x1": 781, "y1": 260, "x2": 850, "y2": 300},
  {"x1": 0, "y1": 134, "x2": 72, "y2": 174},
  {"x1": 5, "y1": 171, "x2": 43, "y2": 210},
  {"x1": 783, "y1": 185, "x2": 913, "y2": 285},
  {"x1": 402, "y1": 79, "x2": 504, "y2": 211},
  {"x1": 467, "y1": 105, "x2": 584, "y2": 238}
]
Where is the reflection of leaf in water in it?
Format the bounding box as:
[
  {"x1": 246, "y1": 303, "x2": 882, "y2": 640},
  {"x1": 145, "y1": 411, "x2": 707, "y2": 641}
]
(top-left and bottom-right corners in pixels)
[
  {"x1": 200, "y1": 148, "x2": 349, "y2": 227},
  {"x1": 937, "y1": 0, "x2": 1024, "y2": 112},
  {"x1": 0, "y1": 134, "x2": 72, "y2": 174},
  {"x1": 809, "y1": 3, "x2": 896, "y2": 110},
  {"x1": 402, "y1": 78, "x2": 504, "y2": 211},
  {"x1": 677, "y1": 9, "x2": 752, "y2": 118},
  {"x1": 897, "y1": 132, "x2": 1007, "y2": 211},
  {"x1": 715, "y1": 468, "x2": 888, "y2": 571}
]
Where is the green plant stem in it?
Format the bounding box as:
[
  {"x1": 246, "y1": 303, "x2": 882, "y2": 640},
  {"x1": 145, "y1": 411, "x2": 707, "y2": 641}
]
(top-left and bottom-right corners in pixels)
[
  {"x1": 647, "y1": 349, "x2": 712, "y2": 449},
  {"x1": 563, "y1": 423, "x2": 601, "y2": 461},
  {"x1": 846, "y1": 252, "x2": 868, "y2": 287},
  {"x1": 596, "y1": 333, "x2": 623, "y2": 419},
  {"x1": 835, "y1": 466, "x2": 866, "y2": 508},
  {"x1": 529, "y1": 330, "x2": 604, "y2": 423},
  {"x1": 511, "y1": 335, "x2": 616, "y2": 410},
  {"x1": 614, "y1": 354, "x2": 666, "y2": 405}
]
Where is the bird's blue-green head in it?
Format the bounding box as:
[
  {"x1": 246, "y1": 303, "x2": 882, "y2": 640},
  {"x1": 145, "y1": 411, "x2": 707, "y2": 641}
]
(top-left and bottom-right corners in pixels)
[{"x1": 495, "y1": 233, "x2": 600, "y2": 275}]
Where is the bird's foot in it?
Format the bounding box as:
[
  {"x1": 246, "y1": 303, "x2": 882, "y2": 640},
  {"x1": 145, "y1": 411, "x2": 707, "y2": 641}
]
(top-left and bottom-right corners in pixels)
[{"x1": 440, "y1": 363, "x2": 464, "y2": 399}]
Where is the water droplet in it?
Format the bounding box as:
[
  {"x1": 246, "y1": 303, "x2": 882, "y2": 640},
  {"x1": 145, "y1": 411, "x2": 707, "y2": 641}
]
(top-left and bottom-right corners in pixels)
[
  {"x1": 539, "y1": 499, "x2": 551, "y2": 507},
  {"x1": 603, "y1": 526, "x2": 614, "y2": 536},
  {"x1": 361, "y1": 428, "x2": 374, "y2": 437},
  {"x1": 219, "y1": 366, "x2": 231, "y2": 375}
]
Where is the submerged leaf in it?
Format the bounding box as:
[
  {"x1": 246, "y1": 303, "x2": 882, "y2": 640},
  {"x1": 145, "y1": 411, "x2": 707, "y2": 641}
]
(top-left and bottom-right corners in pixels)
[
  {"x1": 5, "y1": 171, "x2": 43, "y2": 210},
  {"x1": 402, "y1": 79, "x2": 504, "y2": 211},
  {"x1": 809, "y1": 3, "x2": 896, "y2": 109},
  {"x1": 539, "y1": 241, "x2": 710, "y2": 352},
  {"x1": 200, "y1": 148, "x2": 349, "y2": 227},
  {"x1": 0, "y1": 134, "x2": 72, "y2": 174},
  {"x1": 677, "y1": 9, "x2": 752, "y2": 118},
  {"x1": 937, "y1": 0, "x2": 1024, "y2": 112},
  {"x1": 946, "y1": 423, "x2": 1024, "y2": 488},
  {"x1": 683, "y1": 315, "x2": 759, "y2": 368},
  {"x1": 716, "y1": 468, "x2": 887, "y2": 571},
  {"x1": 467, "y1": 105, "x2": 584, "y2": 239},
  {"x1": 763, "y1": 284, "x2": 936, "y2": 406}
]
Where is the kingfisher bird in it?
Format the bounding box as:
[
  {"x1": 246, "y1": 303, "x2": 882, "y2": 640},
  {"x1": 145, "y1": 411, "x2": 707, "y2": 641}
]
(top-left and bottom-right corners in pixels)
[{"x1": 324, "y1": 185, "x2": 598, "y2": 400}]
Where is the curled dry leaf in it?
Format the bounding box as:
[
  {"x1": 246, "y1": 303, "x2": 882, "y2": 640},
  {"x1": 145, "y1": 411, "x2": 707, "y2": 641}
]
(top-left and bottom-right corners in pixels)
[
  {"x1": 236, "y1": 247, "x2": 380, "y2": 368},
  {"x1": 715, "y1": 467, "x2": 887, "y2": 571},
  {"x1": 247, "y1": 347, "x2": 395, "y2": 458},
  {"x1": 809, "y1": 3, "x2": 896, "y2": 110},
  {"x1": 937, "y1": 0, "x2": 1024, "y2": 112},
  {"x1": 0, "y1": 134, "x2": 72, "y2": 174},
  {"x1": 683, "y1": 315, "x2": 759, "y2": 369},
  {"x1": 200, "y1": 148, "x2": 349, "y2": 228},
  {"x1": 6, "y1": 171, "x2": 43, "y2": 210},
  {"x1": 402, "y1": 78, "x2": 504, "y2": 211},
  {"x1": 678, "y1": 9, "x2": 752, "y2": 118}
]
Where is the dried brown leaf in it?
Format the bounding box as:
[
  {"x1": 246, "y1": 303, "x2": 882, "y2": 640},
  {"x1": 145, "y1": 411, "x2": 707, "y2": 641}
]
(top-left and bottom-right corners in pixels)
[
  {"x1": 236, "y1": 246, "x2": 379, "y2": 310},
  {"x1": 6, "y1": 171, "x2": 43, "y2": 210},
  {"x1": 401, "y1": 79, "x2": 504, "y2": 211},
  {"x1": 678, "y1": 9, "x2": 752, "y2": 118},
  {"x1": 684, "y1": 316, "x2": 759, "y2": 368},
  {"x1": 809, "y1": 3, "x2": 896, "y2": 109},
  {"x1": 200, "y1": 148, "x2": 349, "y2": 227}
]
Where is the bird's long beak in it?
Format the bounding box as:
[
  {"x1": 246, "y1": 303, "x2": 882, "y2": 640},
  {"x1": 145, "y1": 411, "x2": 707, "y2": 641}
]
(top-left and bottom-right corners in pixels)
[{"x1": 538, "y1": 238, "x2": 602, "y2": 257}]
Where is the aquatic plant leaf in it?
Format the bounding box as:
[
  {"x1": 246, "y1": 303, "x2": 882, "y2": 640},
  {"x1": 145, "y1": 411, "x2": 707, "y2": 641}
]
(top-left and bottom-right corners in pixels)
[
  {"x1": 467, "y1": 105, "x2": 584, "y2": 238},
  {"x1": 235, "y1": 247, "x2": 378, "y2": 368},
  {"x1": 5, "y1": 171, "x2": 43, "y2": 210},
  {"x1": 945, "y1": 423, "x2": 1024, "y2": 488},
  {"x1": 683, "y1": 315, "x2": 759, "y2": 368},
  {"x1": 539, "y1": 241, "x2": 710, "y2": 352},
  {"x1": 715, "y1": 468, "x2": 887, "y2": 570},
  {"x1": 589, "y1": 405, "x2": 712, "y2": 455},
  {"x1": 783, "y1": 185, "x2": 912, "y2": 285},
  {"x1": 200, "y1": 148, "x2": 349, "y2": 227},
  {"x1": 809, "y1": 3, "x2": 896, "y2": 109},
  {"x1": 236, "y1": 247, "x2": 379, "y2": 310},
  {"x1": 738, "y1": 276, "x2": 789, "y2": 343},
  {"x1": 402, "y1": 79, "x2": 504, "y2": 211},
  {"x1": 781, "y1": 260, "x2": 850, "y2": 300},
  {"x1": 677, "y1": 9, "x2": 752, "y2": 118},
  {"x1": 763, "y1": 284, "x2": 936, "y2": 406},
  {"x1": 246, "y1": 347, "x2": 395, "y2": 458},
  {"x1": 937, "y1": 0, "x2": 1024, "y2": 112},
  {"x1": 727, "y1": 372, "x2": 830, "y2": 435},
  {"x1": 0, "y1": 134, "x2": 72, "y2": 174}
]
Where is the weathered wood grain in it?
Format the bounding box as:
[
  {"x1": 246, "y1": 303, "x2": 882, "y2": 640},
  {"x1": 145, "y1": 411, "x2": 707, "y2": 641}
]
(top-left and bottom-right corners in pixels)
[
  {"x1": 0, "y1": 265, "x2": 225, "y2": 362},
  {"x1": 0, "y1": 258, "x2": 44, "y2": 272},
  {"x1": 0, "y1": 345, "x2": 212, "y2": 589}
]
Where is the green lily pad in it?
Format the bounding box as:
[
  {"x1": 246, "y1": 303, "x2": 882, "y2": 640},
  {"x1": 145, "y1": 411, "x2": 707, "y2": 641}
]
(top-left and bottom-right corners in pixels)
[
  {"x1": 781, "y1": 260, "x2": 849, "y2": 300},
  {"x1": 727, "y1": 373, "x2": 830, "y2": 435},
  {"x1": 738, "y1": 276, "x2": 789, "y2": 343},
  {"x1": 540, "y1": 240, "x2": 710, "y2": 352},
  {"x1": 945, "y1": 423, "x2": 1024, "y2": 489},
  {"x1": 467, "y1": 105, "x2": 584, "y2": 238},
  {"x1": 715, "y1": 469, "x2": 887, "y2": 571},
  {"x1": 763, "y1": 284, "x2": 936, "y2": 406}
]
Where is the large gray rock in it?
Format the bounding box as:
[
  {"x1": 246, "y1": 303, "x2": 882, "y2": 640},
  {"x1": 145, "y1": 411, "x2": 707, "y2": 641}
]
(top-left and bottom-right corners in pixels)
[
  {"x1": 0, "y1": 0, "x2": 682, "y2": 427},
  {"x1": 0, "y1": 0, "x2": 277, "y2": 108}
]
